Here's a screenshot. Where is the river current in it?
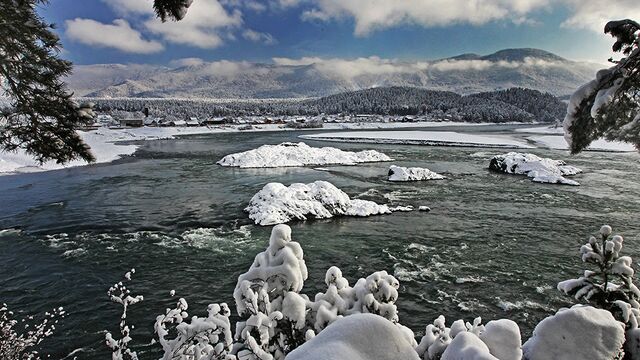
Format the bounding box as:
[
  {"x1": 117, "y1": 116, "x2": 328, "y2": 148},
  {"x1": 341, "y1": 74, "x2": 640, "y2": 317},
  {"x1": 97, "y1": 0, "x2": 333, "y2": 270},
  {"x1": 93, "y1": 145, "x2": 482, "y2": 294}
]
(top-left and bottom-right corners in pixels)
[{"x1": 1, "y1": 125, "x2": 639, "y2": 358}]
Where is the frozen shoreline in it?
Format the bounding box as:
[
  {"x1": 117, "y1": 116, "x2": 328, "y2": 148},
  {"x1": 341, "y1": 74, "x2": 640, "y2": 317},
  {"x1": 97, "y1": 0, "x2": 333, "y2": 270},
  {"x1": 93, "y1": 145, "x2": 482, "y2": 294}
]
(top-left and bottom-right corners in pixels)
[
  {"x1": 300, "y1": 130, "x2": 534, "y2": 149},
  {"x1": 0, "y1": 121, "x2": 511, "y2": 175}
]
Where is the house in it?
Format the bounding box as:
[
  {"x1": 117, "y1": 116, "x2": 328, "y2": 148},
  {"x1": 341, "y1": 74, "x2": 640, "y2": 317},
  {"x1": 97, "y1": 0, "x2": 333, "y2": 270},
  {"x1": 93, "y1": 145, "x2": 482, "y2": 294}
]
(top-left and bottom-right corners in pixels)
[
  {"x1": 119, "y1": 118, "x2": 144, "y2": 127},
  {"x1": 186, "y1": 117, "x2": 200, "y2": 127},
  {"x1": 203, "y1": 117, "x2": 230, "y2": 125}
]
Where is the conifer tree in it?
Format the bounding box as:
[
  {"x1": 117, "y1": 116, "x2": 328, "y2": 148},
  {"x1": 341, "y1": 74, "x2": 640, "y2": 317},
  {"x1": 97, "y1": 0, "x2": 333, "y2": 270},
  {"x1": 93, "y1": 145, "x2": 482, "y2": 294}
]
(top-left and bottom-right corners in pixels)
[
  {"x1": 153, "y1": 0, "x2": 194, "y2": 21},
  {"x1": 564, "y1": 19, "x2": 640, "y2": 153},
  {"x1": 0, "y1": 0, "x2": 95, "y2": 164}
]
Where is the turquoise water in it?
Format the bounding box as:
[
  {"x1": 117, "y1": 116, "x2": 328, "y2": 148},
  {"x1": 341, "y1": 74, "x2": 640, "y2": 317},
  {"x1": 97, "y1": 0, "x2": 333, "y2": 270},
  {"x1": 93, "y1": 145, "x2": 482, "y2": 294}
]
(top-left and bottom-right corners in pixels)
[{"x1": 1, "y1": 125, "x2": 639, "y2": 358}]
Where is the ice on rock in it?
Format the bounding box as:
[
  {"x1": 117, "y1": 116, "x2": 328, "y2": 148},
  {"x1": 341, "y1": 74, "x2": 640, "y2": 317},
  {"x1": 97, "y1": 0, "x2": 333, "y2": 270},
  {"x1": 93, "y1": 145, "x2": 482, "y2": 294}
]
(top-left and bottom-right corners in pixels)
[
  {"x1": 522, "y1": 305, "x2": 624, "y2": 360},
  {"x1": 388, "y1": 165, "x2": 446, "y2": 182},
  {"x1": 285, "y1": 313, "x2": 420, "y2": 360},
  {"x1": 489, "y1": 152, "x2": 582, "y2": 185},
  {"x1": 245, "y1": 181, "x2": 409, "y2": 226},
  {"x1": 441, "y1": 332, "x2": 498, "y2": 360},
  {"x1": 217, "y1": 142, "x2": 392, "y2": 168}
]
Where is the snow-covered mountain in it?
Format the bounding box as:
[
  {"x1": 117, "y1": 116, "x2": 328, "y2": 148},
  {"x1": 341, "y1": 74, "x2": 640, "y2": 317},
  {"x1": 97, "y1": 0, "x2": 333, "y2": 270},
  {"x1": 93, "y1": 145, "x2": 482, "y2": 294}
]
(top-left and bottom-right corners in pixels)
[{"x1": 67, "y1": 48, "x2": 604, "y2": 98}]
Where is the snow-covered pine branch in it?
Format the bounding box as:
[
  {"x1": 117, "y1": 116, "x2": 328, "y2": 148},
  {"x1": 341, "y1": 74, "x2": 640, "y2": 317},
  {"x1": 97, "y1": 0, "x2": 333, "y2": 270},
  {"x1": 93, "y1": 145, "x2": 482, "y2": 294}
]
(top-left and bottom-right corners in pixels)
[
  {"x1": 105, "y1": 269, "x2": 143, "y2": 360},
  {"x1": 0, "y1": 303, "x2": 64, "y2": 359},
  {"x1": 564, "y1": 19, "x2": 640, "y2": 153}
]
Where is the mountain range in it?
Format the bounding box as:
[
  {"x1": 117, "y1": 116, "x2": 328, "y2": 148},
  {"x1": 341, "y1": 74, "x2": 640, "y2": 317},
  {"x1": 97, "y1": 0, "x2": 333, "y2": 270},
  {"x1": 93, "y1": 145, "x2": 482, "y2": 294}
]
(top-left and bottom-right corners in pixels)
[{"x1": 66, "y1": 48, "x2": 605, "y2": 99}]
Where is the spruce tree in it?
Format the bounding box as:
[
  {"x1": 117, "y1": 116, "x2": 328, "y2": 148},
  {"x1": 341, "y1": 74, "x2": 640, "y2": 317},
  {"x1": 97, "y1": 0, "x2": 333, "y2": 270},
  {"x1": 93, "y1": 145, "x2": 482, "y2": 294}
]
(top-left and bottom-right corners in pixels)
[
  {"x1": 0, "y1": 0, "x2": 95, "y2": 164},
  {"x1": 564, "y1": 19, "x2": 640, "y2": 153},
  {"x1": 153, "y1": 0, "x2": 194, "y2": 22}
]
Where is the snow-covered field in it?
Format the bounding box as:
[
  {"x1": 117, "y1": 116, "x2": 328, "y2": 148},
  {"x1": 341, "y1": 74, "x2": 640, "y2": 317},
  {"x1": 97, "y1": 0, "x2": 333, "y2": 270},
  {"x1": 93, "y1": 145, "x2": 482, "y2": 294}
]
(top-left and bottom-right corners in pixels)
[
  {"x1": 217, "y1": 142, "x2": 391, "y2": 168},
  {"x1": 518, "y1": 125, "x2": 635, "y2": 152},
  {"x1": 529, "y1": 135, "x2": 636, "y2": 152},
  {"x1": 300, "y1": 131, "x2": 533, "y2": 148}
]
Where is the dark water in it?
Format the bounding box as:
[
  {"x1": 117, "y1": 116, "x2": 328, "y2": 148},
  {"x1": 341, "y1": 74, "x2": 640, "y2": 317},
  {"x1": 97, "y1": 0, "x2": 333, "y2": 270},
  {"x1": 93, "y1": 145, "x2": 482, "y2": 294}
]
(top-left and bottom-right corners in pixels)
[{"x1": 1, "y1": 125, "x2": 640, "y2": 359}]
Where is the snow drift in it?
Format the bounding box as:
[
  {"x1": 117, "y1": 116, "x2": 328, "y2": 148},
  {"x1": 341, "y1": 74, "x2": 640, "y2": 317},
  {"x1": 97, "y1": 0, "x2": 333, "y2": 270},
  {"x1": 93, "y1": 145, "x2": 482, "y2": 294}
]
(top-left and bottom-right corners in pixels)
[
  {"x1": 388, "y1": 165, "x2": 445, "y2": 182},
  {"x1": 286, "y1": 313, "x2": 419, "y2": 360},
  {"x1": 217, "y1": 142, "x2": 392, "y2": 168},
  {"x1": 245, "y1": 181, "x2": 408, "y2": 226},
  {"x1": 489, "y1": 152, "x2": 582, "y2": 185}
]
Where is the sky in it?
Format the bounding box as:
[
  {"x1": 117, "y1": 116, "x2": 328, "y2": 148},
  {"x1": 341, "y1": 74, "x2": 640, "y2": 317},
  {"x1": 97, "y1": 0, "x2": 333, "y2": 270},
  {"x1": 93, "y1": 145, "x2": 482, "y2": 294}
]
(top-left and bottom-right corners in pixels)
[{"x1": 40, "y1": 0, "x2": 640, "y2": 66}]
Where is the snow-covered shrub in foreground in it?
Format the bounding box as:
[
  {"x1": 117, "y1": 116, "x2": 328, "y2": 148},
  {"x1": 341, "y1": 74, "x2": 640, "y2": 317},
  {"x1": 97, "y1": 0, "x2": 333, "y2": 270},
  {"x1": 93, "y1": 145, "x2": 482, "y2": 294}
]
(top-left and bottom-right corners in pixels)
[
  {"x1": 388, "y1": 165, "x2": 446, "y2": 182},
  {"x1": 103, "y1": 224, "x2": 637, "y2": 360},
  {"x1": 489, "y1": 152, "x2": 582, "y2": 185},
  {"x1": 245, "y1": 181, "x2": 411, "y2": 226},
  {"x1": 105, "y1": 269, "x2": 143, "y2": 360},
  {"x1": 217, "y1": 142, "x2": 392, "y2": 168},
  {"x1": 0, "y1": 303, "x2": 64, "y2": 359}
]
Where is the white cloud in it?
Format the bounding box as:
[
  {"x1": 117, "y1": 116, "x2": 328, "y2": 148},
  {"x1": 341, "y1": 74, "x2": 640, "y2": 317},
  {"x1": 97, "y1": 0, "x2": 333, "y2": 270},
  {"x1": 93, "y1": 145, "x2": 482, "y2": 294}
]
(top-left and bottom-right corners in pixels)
[
  {"x1": 65, "y1": 18, "x2": 164, "y2": 54},
  {"x1": 170, "y1": 57, "x2": 206, "y2": 67},
  {"x1": 560, "y1": 0, "x2": 640, "y2": 33},
  {"x1": 102, "y1": 0, "x2": 155, "y2": 15},
  {"x1": 301, "y1": 0, "x2": 551, "y2": 36},
  {"x1": 272, "y1": 55, "x2": 574, "y2": 80},
  {"x1": 144, "y1": 0, "x2": 243, "y2": 48},
  {"x1": 242, "y1": 29, "x2": 277, "y2": 44}
]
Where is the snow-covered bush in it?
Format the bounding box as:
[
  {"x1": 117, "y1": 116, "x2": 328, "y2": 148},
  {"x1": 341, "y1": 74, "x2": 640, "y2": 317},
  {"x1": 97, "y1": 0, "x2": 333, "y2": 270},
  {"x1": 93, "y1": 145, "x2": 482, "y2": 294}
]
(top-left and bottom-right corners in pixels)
[
  {"x1": 489, "y1": 152, "x2": 582, "y2": 185},
  {"x1": 105, "y1": 269, "x2": 144, "y2": 360},
  {"x1": 558, "y1": 225, "x2": 640, "y2": 328},
  {"x1": 0, "y1": 303, "x2": 64, "y2": 360}
]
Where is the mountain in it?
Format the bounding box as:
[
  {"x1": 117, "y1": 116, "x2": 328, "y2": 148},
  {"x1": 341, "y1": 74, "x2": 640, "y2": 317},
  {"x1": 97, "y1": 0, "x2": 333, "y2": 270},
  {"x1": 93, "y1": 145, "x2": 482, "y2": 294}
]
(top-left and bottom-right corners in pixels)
[{"x1": 66, "y1": 48, "x2": 605, "y2": 99}]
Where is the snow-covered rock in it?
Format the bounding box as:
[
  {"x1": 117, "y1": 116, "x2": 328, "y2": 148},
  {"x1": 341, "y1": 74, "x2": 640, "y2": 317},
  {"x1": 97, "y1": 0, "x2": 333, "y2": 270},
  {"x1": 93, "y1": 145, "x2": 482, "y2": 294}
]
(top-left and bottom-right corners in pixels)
[
  {"x1": 522, "y1": 306, "x2": 625, "y2": 360},
  {"x1": 217, "y1": 142, "x2": 392, "y2": 168},
  {"x1": 479, "y1": 319, "x2": 522, "y2": 360},
  {"x1": 245, "y1": 181, "x2": 407, "y2": 226},
  {"x1": 285, "y1": 313, "x2": 420, "y2": 360},
  {"x1": 388, "y1": 165, "x2": 446, "y2": 182},
  {"x1": 441, "y1": 332, "x2": 498, "y2": 360},
  {"x1": 489, "y1": 152, "x2": 582, "y2": 185}
]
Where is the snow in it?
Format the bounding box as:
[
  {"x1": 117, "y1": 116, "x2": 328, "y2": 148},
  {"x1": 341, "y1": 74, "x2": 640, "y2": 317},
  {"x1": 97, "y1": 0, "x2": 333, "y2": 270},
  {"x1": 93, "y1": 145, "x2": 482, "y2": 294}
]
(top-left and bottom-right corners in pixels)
[
  {"x1": 515, "y1": 126, "x2": 564, "y2": 134},
  {"x1": 217, "y1": 142, "x2": 392, "y2": 168},
  {"x1": 479, "y1": 320, "x2": 522, "y2": 360},
  {"x1": 529, "y1": 135, "x2": 636, "y2": 152},
  {"x1": 489, "y1": 152, "x2": 582, "y2": 186},
  {"x1": 388, "y1": 165, "x2": 445, "y2": 182},
  {"x1": 522, "y1": 306, "x2": 625, "y2": 360},
  {"x1": 300, "y1": 131, "x2": 533, "y2": 148},
  {"x1": 0, "y1": 121, "x2": 482, "y2": 176},
  {"x1": 441, "y1": 332, "x2": 497, "y2": 360},
  {"x1": 245, "y1": 181, "x2": 407, "y2": 226},
  {"x1": 285, "y1": 313, "x2": 420, "y2": 360}
]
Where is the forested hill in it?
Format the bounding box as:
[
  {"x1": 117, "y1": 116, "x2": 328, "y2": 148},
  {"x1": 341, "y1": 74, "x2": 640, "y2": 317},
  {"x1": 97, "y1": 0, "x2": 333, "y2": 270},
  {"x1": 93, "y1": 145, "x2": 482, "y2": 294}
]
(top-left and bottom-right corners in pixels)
[
  {"x1": 292, "y1": 87, "x2": 566, "y2": 122},
  {"x1": 88, "y1": 87, "x2": 567, "y2": 123}
]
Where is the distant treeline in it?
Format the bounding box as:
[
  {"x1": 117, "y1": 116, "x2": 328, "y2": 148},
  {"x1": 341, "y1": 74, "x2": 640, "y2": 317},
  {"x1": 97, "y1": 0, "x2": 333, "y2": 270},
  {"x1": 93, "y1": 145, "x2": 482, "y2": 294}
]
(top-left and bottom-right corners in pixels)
[{"x1": 84, "y1": 87, "x2": 566, "y2": 123}]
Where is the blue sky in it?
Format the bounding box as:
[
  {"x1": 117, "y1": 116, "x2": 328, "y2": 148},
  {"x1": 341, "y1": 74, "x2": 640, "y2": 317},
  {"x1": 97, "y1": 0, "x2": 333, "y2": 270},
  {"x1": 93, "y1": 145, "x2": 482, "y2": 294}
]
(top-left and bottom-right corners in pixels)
[{"x1": 40, "y1": 0, "x2": 639, "y2": 66}]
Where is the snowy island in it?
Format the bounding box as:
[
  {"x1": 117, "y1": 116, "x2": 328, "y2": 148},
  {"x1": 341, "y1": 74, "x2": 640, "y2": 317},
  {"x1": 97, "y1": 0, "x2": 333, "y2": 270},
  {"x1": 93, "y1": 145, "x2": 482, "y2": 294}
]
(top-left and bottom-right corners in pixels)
[
  {"x1": 489, "y1": 152, "x2": 583, "y2": 186},
  {"x1": 388, "y1": 165, "x2": 446, "y2": 182},
  {"x1": 217, "y1": 142, "x2": 392, "y2": 168},
  {"x1": 245, "y1": 181, "x2": 412, "y2": 226}
]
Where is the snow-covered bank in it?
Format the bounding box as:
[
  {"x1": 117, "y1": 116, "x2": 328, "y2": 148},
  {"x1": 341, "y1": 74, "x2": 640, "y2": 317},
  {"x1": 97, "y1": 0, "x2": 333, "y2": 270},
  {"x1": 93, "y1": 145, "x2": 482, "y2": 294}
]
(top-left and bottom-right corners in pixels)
[
  {"x1": 0, "y1": 121, "x2": 501, "y2": 176},
  {"x1": 245, "y1": 181, "x2": 410, "y2": 226},
  {"x1": 529, "y1": 135, "x2": 636, "y2": 152},
  {"x1": 217, "y1": 142, "x2": 391, "y2": 168},
  {"x1": 300, "y1": 131, "x2": 533, "y2": 148},
  {"x1": 489, "y1": 152, "x2": 582, "y2": 185},
  {"x1": 388, "y1": 165, "x2": 445, "y2": 182}
]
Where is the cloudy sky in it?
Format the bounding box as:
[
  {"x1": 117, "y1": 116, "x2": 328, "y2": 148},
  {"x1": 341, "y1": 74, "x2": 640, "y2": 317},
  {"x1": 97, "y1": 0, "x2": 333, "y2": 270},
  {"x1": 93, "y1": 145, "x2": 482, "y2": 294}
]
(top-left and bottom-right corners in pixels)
[{"x1": 41, "y1": 0, "x2": 640, "y2": 66}]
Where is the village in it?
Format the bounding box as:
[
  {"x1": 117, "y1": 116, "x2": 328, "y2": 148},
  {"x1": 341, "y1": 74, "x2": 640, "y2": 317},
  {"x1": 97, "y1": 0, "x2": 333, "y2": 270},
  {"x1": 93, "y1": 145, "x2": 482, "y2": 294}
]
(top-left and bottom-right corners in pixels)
[{"x1": 91, "y1": 110, "x2": 454, "y2": 130}]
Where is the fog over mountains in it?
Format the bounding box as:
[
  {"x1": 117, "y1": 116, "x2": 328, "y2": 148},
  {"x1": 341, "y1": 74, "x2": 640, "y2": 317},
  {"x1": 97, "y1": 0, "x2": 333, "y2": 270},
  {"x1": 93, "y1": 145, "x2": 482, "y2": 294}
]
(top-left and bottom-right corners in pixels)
[{"x1": 67, "y1": 48, "x2": 604, "y2": 99}]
